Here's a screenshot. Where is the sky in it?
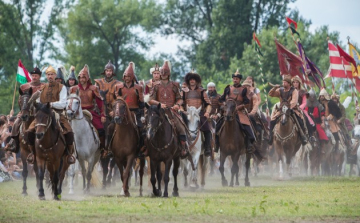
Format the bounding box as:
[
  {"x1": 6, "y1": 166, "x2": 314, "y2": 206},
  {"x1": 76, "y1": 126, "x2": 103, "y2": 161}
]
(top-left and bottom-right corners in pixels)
[{"x1": 148, "y1": 0, "x2": 360, "y2": 57}]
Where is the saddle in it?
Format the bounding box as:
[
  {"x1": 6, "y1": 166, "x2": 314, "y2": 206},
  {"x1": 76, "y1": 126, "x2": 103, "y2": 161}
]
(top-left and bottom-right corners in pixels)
[{"x1": 82, "y1": 109, "x2": 99, "y2": 145}]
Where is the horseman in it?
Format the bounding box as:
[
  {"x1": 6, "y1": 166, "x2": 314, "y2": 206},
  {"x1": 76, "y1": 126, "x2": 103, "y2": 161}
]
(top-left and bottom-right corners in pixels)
[
  {"x1": 149, "y1": 60, "x2": 189, "y2": 157},
  {"x1": 69, "y1": 64, "x2": 105, "y2": 151},
  {"x1": 330, "y1": 93, "x2": 351, "y2": 147},
  {"x1": 55, "y1": 66, "x2": 66, "y2": 85},
  {"x1": 268, "y1": 75, "x2": 308, "y2": 146},
  {"x1": 112, "y1": 62, "x2": 145, "y2": 156},
  {"x1": 207, "y1": 82, "x2": 221, "y2": 120},
  {"x1": 95, "y1": 60, "x2": 121, "y2": 154},
  {"x1": 304, "y1": 89, "x2": 328, "y2": 153},
  {"x1": 65, "y1": 66, "x2": 78, "y2": 89},
  {"x1": 215, "y1": 69, "x2": 256, "y2": 152},
  {"x1": 25, "y1": 65, "x2": 75, "y2": 164},
  {"x1": 181, "y1": 70, "x2": 212, "y2": 157},
  {"x1": 144, "y1": 63, "x2": 161, "y2": 95},
  {"x1": 291, "y1": 76, "x2": 315, "y2": 139},
  {"x1": 6, "y1": 67, "x2": 45, "y2": 153}
]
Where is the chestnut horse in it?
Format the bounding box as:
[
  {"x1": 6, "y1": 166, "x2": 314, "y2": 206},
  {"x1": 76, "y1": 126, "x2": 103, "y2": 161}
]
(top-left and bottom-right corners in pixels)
[
  {"x1": 145, "y1": 104, "x2": 181, "y2": 197},
  {"x1": 33, "y1": 103, "x2": 70, "y2": 200},
  {"x1": 218, "y1": 98, "x2": 250, "y2": 187},
  {"x1": 110, "y1": 98, "x2": 144, "y2": 197},
  {"x1": 273, "y1": 101, "x2": 302, "y2": 178}
]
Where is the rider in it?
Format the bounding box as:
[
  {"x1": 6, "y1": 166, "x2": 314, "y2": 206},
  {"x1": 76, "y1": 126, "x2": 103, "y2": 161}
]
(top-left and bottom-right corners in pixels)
[
  {"x1": 268, "y1": 75, "x2": 308, "y2": 146},
  {"x1": 144, "y1": 63, "x2": 161, "y2": 95},
  {"x1": 6, "y1": 67, "x2": 45, "y2": 153},
  {"x1": 149, "y1": 60, "x2": 189, "y2": 157},
  {"x1": 65, "y1": 66, "x2": 78, "y2": 89},
  {"x1": 215, "y1": 69, "x2": 256, "y2": 152},
  {"x1": 207, "y1": 82, "x2": 221, "y2": 120},
  {"x1": 55, "y1": 66, "x2": 66, "y2": 85},
  {"x1": 330, "y1": 92, "x2": 351, "y2": 147},
  {"x1": 181, "y1": 70, "x2": 212, "y2": 157},
  {"x1": 113, "y1": 62, "x2": 145, "y2": 156},
  {"x1": 304, "y1": 89, "x2": 328, "y2": 153},
  {"x1": 95, "y1": 60, "x2": 121, "y2": 155},
  {"x1": 69, "y1": 64, "x2": 105, "y2": 152},
  {"x1": 25, "y1": 65, "x2": 76, "y2": 165}
]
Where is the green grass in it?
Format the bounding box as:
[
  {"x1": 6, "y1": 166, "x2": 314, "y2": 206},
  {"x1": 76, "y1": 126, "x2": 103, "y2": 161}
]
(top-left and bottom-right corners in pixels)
[{"x1": 0, "y1": 174, "x2": 359, "y2": 222}]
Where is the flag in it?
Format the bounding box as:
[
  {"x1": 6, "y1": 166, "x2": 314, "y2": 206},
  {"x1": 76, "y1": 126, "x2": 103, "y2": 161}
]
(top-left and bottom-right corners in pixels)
[
  {"x1": 348, "y1": 42, "x2": 360, "y2": 76},
  {"x1": 337, "y1": 44, "x2": 358, "y2": 74},
  {"x1": 16, "y1": 59, "x2": 31, "y2": 84},
  {"x1": 275, "y1": 40, "x2": 304, "y2": 81},
  {"x1": 286, "y1": 17, "x2": 297, "y2": 29},
  {"x1": 289, "y1": 26, "x2": 300, "y2": 37},
  {"x1": 255, "y1": 43, "x2": 263, "y2": 57},
  {"x1": 253, "y1": 32, "x2": 261, "y2": 47},
  {"x1": 327, "y1": 40, "x2": 352, "y2": 78},
  {"x1": 355, "y1": 76, "x2": 360, "y2": 92}
]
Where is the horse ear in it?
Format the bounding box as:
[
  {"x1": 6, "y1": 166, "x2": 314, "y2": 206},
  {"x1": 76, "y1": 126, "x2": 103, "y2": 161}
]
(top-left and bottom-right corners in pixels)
[{"x1": 145, "y1": 103, "x2": 150, "y2": 109}]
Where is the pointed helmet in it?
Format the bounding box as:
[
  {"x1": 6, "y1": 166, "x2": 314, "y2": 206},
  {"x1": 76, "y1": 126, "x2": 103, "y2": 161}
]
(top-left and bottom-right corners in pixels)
[
  {"x1": 160, "y1": 60, "x2": 171, "y2": 78},
  {"x1": 123, "y1": 62, "x2": 136, "y2": 81},
  {"x1": 101, "y1": 60, "x2": 116, "y2": 76},
  {"x1": 232, "y1": 69, "x2": 242, "y2": 79},
  {"x1": 78, "y1": 64, "x2": 92, "y2": 85}
]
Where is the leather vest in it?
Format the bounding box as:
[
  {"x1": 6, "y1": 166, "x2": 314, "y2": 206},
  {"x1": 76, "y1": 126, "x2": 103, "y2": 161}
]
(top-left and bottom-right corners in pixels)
[
  {"x1": 280, "y1": 87, "x2": 294, "y2": 103},
  {"x1": 298, "y1": 89, "x2": 306, "y2": 105},
  {"x1": 156, "y1": 81, "x2": 178, "y2": 107},
  {"x1": 95, "y1": 78, "x2": 120, "y2": 106},
  {"x1": 40, "y1": 82, "x2": 63, "y2": 104},
  {"x1": 121, "y1": 86, "x2": 139, "y2": 109},
  {"x1": 20, "y1": 82, "x2": 44, "y2": 94},
  {"x1": 184, "y1": 88, "x2": 202, "y2": 109},
  {"x1": 208, "y1": 92, "x2": 220, "y2": 114},
  {"x1": 228, "y1": 85, "x2": 245, "y2": 104}
]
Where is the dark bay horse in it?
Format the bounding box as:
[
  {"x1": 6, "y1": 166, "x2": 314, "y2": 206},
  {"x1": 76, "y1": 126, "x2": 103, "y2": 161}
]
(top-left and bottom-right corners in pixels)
[
  {"x1": 110, "y1": 98, "x2": 144, "y2": 197},
  {"x1": 218, "y1": 98, "x2": 250, "y2": 187},
  {"x1": 145, "y1": 104, "x2": 181, "y2": 197},
  {"x1": 33, "y1": 103, "x2": 70, "y2": 200}
]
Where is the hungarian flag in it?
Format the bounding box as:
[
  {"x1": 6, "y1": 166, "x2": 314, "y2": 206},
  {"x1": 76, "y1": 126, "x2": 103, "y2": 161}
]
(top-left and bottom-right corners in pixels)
[
  {"x1": 275, "y1": 40, "x2": 304, "y2": 81},
  {"x1": 253, "y1": 32, "x2": 263, "y2": 56},
  {"x1": 17, "y1": 59, "x2": 31, "y2": 84},
  {"x1": 327, "y1": 40, "x2": 352, "y2": 78},
  {"x1": 348, "y1": 42, "x2": 360, "y2": 76}
]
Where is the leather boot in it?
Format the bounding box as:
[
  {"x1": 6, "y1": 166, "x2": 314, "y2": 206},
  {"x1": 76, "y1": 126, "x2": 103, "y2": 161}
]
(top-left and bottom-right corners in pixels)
[
  {"x1": 203, "y1": 131, "x2": 212, "y2": 157},
  {"x1": 26, "y1": 145, "x2": 35, "y2": 164},
  {"x1": 214, "y1": 135, "x2": 220, "y2": 153},
  {"x1": 66, "y1": 144, "x2": 76, "y2": 164},
  {"x1": 294, "y1": 115, "x2": 308, "y2": 145},
  {"x1": 180, "y1": 140, "x2": 189, "y2": 159}
]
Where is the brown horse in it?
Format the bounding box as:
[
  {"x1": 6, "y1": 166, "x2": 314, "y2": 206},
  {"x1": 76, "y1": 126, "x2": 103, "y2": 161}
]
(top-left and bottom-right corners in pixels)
[
  {"x1": 33, "y1": 103, "x2": 70, "y2": 200},
  {"x1": 110, "y1": 98, "x2": 144, "y2": 197},
  {"x1": 273, "y1": 101, "x2": 302, "y2": 178},
  {"x1": 145, "y1": 104, "x2": 181, "y2": 197},
  {"x1": 218, "y1": 98, "x2": 250, "y2": 187}
]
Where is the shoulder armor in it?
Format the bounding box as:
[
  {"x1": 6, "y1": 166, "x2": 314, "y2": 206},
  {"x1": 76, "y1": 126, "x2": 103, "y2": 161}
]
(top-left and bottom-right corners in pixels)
[{"x1": 172, "y1": 81, "x2": 180, "y2": 88}]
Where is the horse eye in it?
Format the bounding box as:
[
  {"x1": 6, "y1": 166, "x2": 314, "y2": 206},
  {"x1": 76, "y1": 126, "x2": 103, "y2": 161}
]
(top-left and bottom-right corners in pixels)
[{"x1": 76, "y1": 102, "x2": 79, "y2": 104}]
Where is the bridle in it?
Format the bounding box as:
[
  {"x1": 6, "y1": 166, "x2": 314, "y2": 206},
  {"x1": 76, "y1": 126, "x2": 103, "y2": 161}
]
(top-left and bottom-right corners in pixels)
[
  {"x1": 67, "y1": 96, "x2": 83, "y2": 120},
  {"x1": 35, "y1": 113, "x2": 52, "y2": 133},
  {"x1": 148, "y1": 108, "x2": 174, "y2": 151},
  {"x1": 225, "y1": 98, "x2": 237, "y2": 121}
]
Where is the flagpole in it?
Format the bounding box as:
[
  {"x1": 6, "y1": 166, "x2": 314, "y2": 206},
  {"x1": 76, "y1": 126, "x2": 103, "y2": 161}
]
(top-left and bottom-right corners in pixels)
[{"x1": 11, "y1": 80, "x2": 17, "y2": 116}]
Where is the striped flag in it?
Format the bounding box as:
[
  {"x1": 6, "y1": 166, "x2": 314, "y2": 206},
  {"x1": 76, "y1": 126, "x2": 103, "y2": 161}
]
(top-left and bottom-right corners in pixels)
[
  {"x1": 327, "y1": 40, "x2": 352, "y2": 78},
  {"x1": 17, "y1": 59, "x2": 32, "y2": 84}
]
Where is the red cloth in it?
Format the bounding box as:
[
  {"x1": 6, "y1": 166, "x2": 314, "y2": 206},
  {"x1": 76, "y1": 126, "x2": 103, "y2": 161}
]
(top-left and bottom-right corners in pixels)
[
  {"x1": 83, "y1": 105, "x2": 103, "y2": 130},
  {"x1": 311, "y1": 106, "x2": 328, "y2": 140}
]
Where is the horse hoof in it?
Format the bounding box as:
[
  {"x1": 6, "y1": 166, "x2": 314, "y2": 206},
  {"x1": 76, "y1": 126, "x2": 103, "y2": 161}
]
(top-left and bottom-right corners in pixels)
[
  {"x1": 172, "y1": 191, "x2": 179, "y2": 197},
  {"x1": 222, "y1": 180, "x2": 228, "y2": 187},
  {"x1": 229, "y1": 183, "x2": 234, "y2": 187},
  {"x1": 288, "y1": 173, "x2": 292, "y2": 177},
  {"x1": 22, "y1": 191, "x2": 28, "y2": 196},
  {"x1": 69, "y1": 190, "x2": 74, "y2": 195},
  {"x1": 54, "y1": 195, "x2": 61, "y2": 201},
  {"x1": 163, "y1": 192, "x2": 168, "y2": 198},
  {"x1": 124, "y1": 192, "x2": 130, "y2": 197},
  {"x1": 245, "y1": 182, "x2": 250, "y2": 187},
  {"x1": 39, "y1": 196, "x2": 46, "y2": 200},
  {"x1": 235, "y1": 182, "x2": 240, "y2": 186}
]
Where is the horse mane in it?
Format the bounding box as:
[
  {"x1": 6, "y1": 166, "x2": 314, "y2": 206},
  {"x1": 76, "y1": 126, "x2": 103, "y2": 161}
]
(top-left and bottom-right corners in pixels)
[{"x1": 36, "y1": 103, "x2": 57, "y2": 131}]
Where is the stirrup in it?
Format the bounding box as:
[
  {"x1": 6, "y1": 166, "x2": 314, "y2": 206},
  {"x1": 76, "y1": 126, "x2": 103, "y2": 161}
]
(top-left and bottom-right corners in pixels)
[
  {"x1": 27, "y1": 153, "x2": 35, "y2": 164},
  {"x1": 67, "y1": 155, "x2": 76, "y2": 164}
]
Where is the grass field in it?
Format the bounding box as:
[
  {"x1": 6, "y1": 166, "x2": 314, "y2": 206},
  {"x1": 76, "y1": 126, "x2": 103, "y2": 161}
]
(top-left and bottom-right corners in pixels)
[{"x1": 0, "y1": 173, "x2": 359, "y2": 223}]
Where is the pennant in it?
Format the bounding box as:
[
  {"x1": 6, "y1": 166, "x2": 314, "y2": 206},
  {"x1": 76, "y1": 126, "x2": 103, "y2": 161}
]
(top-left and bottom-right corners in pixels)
[
  {"x1": 327, "y1": 40, "x2": 352, "y2": 78},
  {"x1": 337, "y1": 44, "x2": 358, "y2": 74},
  {"x1": 275, "y1": 40, "x2": 304, "y2": 81},
  {"x1": 286, "y1": 17, "x2": 297, "y2": 29},
  {"x1": 348, "y1": 42, "x2": 360, "y2": 76},
  {"x1": 16, "y1": 59, "x2": 31, "y2": 84},
  {"x1": 253, "y1": 32, "x2": 262, "y2": 47}
]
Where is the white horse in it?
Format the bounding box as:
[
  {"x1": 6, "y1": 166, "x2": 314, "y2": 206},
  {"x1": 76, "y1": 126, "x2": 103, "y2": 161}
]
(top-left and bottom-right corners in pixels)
[
  {"x1": 66, "y1": 92, "x2": 101, "y2": 193},
  {"x1": 351, "y1": 125, "x2": 360, "y2": 176},
  {"x1": 182, "y1": 106, "x2": 209, "y2": 189}
]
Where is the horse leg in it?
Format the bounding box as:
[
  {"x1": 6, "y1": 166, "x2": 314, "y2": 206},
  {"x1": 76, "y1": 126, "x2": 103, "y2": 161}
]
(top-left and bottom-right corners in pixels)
[
  {"x1": 122, "y1": 156, "x2": 135, "y2": 197},
  {"x1": 51, "y1": 164, "x2": 60, "y2": 201},
  {"x1": 230, "y1": 153, "x2": 240, "y2": 187},
  {"x1": 100, "y1": 157, "x2": 110, "y2": 189},
  {"x1": 21, "y1": 154, "x2": 28, "y2": 196},
  {"x1": 58, "y1": 155, "x2": 70, "y2": 199},
  {"x1": 107, "y1": 158, "x2": 115, "y2": 186},
  {"x1": 78, "y1": 159, "x2": 86, "y2": 192},
  {"x1": 37, "y1": 161, "x2": 46, "y2": 200},
  {"x1": 150, "y1": 160, "x2": 160, "y2": 197},
  {"x1": 244, "y1": 152, "x2": 251, "y2": 187},
  {"x1": 219, "y1": 152, "x2": 228, "y2": 187},
  {"x1": 67, "y1": 163, "x2": 75, "y2": 194},
  {"x1": 286, "y1": 152, "x2": 292, "y2": 177},
  {"x1": 172, "y1": 157, "x2": 180, "y2": 197},
  {"x1": 163, "y1": 160, "x2": 172, "y2": 198},
  {"x1": 199, "y1": 155, "x2": 206, "y2": 188},
  {"x1": 156, "y1": 163, "x2": 162, "y2": 195},
  {"x1": 86, "y1": 157, "x2": 97, "y2": 193},
  {"x1": 139, "y1": 158, "x2": 145, "y2": 197},
  {"x1": 183, "y1": 160, "x2": 188, "y2": 188},
  {"x1": 118, "y1": 161, "x2": 125, "y2": 196}
]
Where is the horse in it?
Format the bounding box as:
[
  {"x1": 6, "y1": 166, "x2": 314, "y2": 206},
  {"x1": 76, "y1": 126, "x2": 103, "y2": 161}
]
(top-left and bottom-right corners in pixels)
[
  {"x1": 33, "y1": 103, "x2": 70, "y2": 200},
  {"x1": 110, "y1": 98, "x2": 144, "y2": 197},
  {"x1": 145, "y1": 104, "x2": 181, "y2": 197},
  {"x1": 66, "y1": 92, "x2": 101, "y2": 193},
  {"x1": 218, "y1": 98, "x2": 250, "y2": 187},
  {"x1": 182, "y1": 106, "x2": 209, "y2": 189},
  {"x1": 273, "y1": 101, "x2": 302, "y2": 178}
]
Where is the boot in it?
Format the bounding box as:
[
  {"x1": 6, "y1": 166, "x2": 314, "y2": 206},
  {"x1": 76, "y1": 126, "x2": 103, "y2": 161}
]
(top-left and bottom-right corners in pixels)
[
  {"x1": 137, "y1": 130, "x2": 147, "y2": 158},
  {"x1": 214, "y1": 135, "x2": 220, "y2": 153},
  {"x1": 203, "y1": 131, "x2": 212, "y2": 157},
  {"x1": 268, "y1": 120, "x2": 276, "y2": 145},
  {"x1": 26, "y1": 145, "x2": 35, "y2": 164},
  {"x1": 294, "y1": 115, "x2": 308, "y2": 145},
  {"x1": 180, "y1": 140, "x2": 189, "y2": 159},
  {"x1": 66, "y1": 144, "x2": 76, "y2": 164},
  {"x1": 104, "y1": 133, "x2": 113, "y2": 158},
  {"x1": 5, "y1": 138, "x2": 19, "y2": 153}
]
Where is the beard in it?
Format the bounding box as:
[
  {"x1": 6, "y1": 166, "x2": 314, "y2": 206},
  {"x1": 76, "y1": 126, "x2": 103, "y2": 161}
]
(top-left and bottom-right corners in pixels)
[{"x1": 208, "y1": 90, "x2": 217, "y2": 96}]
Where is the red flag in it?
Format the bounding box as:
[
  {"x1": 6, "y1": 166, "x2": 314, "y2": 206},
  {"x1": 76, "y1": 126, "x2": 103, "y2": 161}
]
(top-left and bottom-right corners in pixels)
[
  {"x1": 286, "y1": 17, "x2": 297, "y2": 29},
  {"x1": 275, "y1": 40, "x2": 304, "y2": 80},
  {"x1": 354, "y1": 77, "x2": 360, "y2": 92},
  {"x1": 253, "y1": 32, "x2": 261, "y2": 47},
  {"x1": 337, "y1": 44, "x2": 358, "y2": 74},
  {"x1": 327, "y1": 41, "x2": 352, "y2": 78}
]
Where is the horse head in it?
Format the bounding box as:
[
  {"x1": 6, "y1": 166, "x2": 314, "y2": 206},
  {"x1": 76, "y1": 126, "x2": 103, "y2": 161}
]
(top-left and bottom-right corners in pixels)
[
  {"x1": 34, "y1": 103, "x2": 54, "y2": 140},
  {"x1": 224, "y1": 98, "x2": 237, "y2": 121},
  {"x1": 112, "y1": 97, "x2": 128, "y2": 124},
  {"x1": 187, "y1": 105, "x2": 201, "y2": 139},
  {"x1": 145, "y1": 103, "x2": 163, "y2": 140},
  {"x1": 66, "y1": 90, "x2": 82, "y2": 120},
  {"x1": 19, "y1": 88, "x2": 33, "y2": 122},
  {"x1": 280, "y1": 101, "x2": 290, "y2": 126},
  {"x1": 354, "y1": 125, "x2": 360, "y2": 139}
]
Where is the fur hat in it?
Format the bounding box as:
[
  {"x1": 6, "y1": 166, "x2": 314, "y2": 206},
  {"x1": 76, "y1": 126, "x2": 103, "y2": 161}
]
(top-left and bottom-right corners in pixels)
[
  {"x1": 184, "y1": 70, "x2": 201, "y2": 86},
  {"x1": 101, "y1": 60, "x2": 115, "y2": 76},
  {"x1": 207, "y1": 82, "x2": 215, "y2": 88},
  {"x1": 45, "y1": 65, "x2": 56, "y2": 75},
  {"x1": 318, "y1": 88, "x2": 330, "y2": 100},
  {"x1": 30, "y1": 66, "x2": 42, "y2": 76},
  {"x1": 78, "y1": 64, "x2": 92, "y2": 85},
  {"x1": 123, "y1": 62, "x2": 136, "y2": 81},
  {"x1": 232, "y1": 69, "x2": 242, "y2": 79},
  {"x1": 283, "y1": 75, "x2": 292, "y2": 84},
  {"x1": 150, "y1": 63, "x2": 160, "y2": 75},
  {"x1": 242, "y1": 79, "x2": 252, "y2": 86}
]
